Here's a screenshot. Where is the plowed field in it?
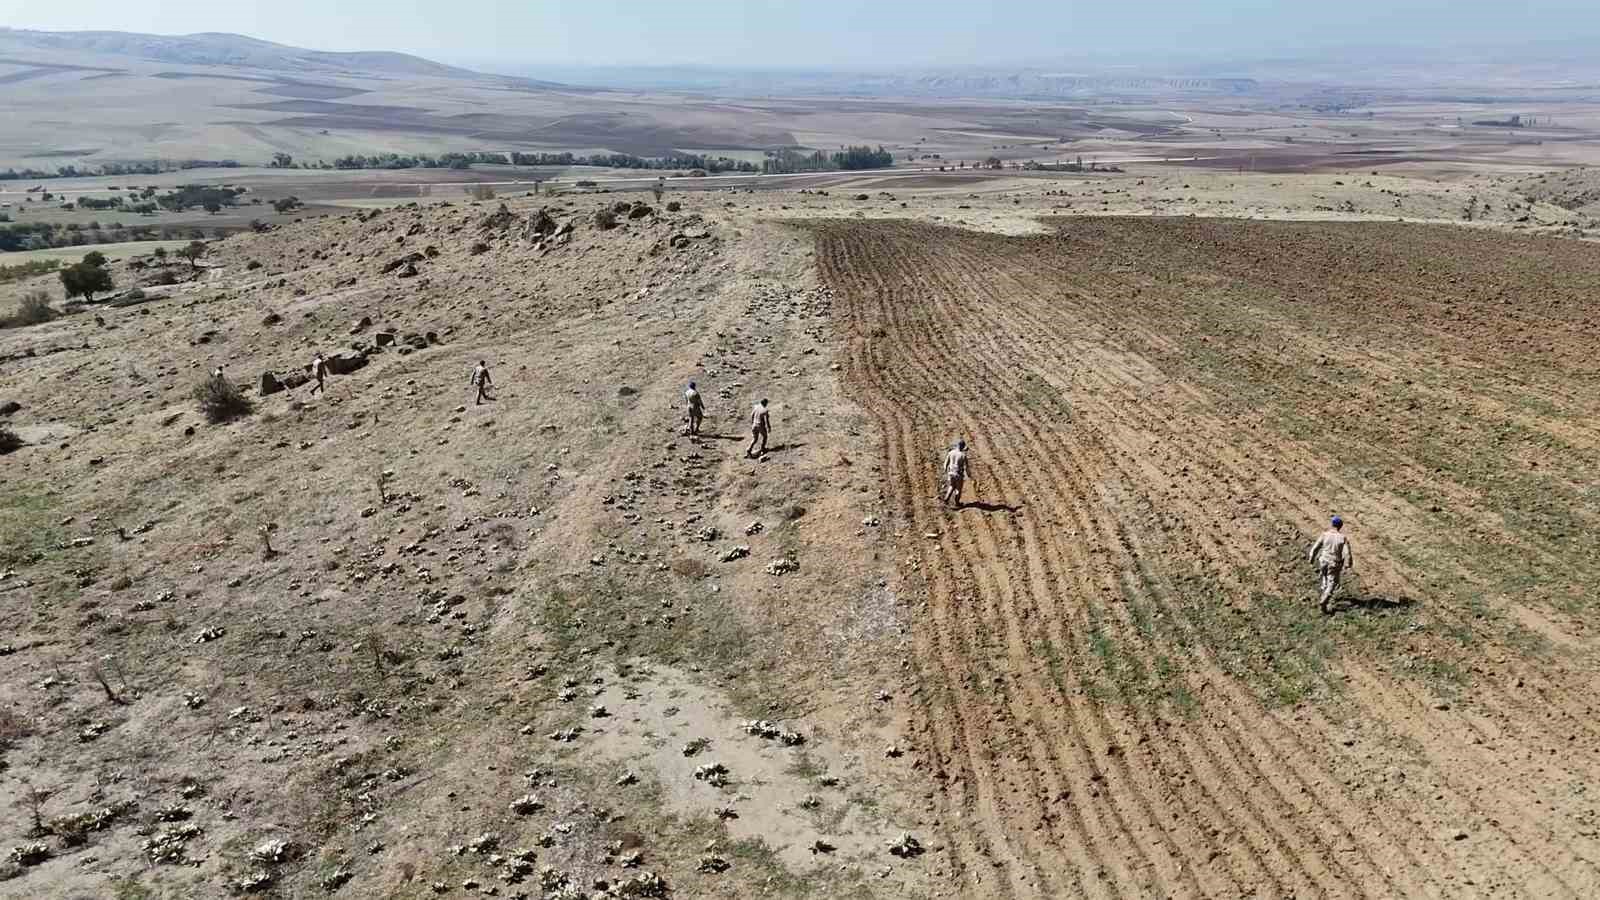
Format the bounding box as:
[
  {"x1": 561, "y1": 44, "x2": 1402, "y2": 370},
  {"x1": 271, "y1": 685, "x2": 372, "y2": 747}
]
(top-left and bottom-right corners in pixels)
[{"x1": 816, "y1": 218, "x2": 1600, "y2": 898}]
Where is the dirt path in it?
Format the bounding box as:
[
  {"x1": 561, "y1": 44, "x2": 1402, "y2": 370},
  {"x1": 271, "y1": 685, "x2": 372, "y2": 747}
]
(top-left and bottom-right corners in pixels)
[{"x1": 816, "y1": 218, "x2": 1600, "y2": 898}]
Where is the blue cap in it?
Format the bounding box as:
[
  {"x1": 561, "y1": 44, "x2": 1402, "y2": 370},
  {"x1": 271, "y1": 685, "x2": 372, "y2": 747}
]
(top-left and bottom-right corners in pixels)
[
  {"x1": 689, "y1": 381, "x2": 696, "y2": 388},
  {"x1": 1331, "y1": 516, "x2": 1343, "y2": 527}
]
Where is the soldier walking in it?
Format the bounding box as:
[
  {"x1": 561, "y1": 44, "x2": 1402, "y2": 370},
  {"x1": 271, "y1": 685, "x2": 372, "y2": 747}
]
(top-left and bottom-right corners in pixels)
[
  {"x1": 1309, "y1": 515, "x2": 1354, "y2": 614},
  {"x1": 309, "y1": 352, "x2": 328, "y2": 395},
  {"x1": 942, "y1": 439, "x2": 971, "y2": 509},
  {"x1": 472, "y1": 360, "x2": 494, "y2": 405},
  {"x1": 746, "y1": 398, "x2": 770, "y2": 458},
  {"x1": 685, "y1": 381, "x2": 705, "y2": 435}
]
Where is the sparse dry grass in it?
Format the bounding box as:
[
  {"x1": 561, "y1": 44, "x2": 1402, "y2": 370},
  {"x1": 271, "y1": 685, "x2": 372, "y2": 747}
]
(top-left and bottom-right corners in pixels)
[{"x1": 0, "y1": 291, "x2": 58, "y2": 329}]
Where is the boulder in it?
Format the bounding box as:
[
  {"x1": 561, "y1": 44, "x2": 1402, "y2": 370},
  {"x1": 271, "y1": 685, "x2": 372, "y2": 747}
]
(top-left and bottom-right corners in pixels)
[
  {"x1": 0, "y1": 400, "x2": 20, "y2": 417},
  {"x1": 260, "y1": 372, "x2": 285, "y2": 396},
  {"x1": 374, "y1": 332, "x2": 396, "y2": 347},
  {"x1": 380, "y1": 252, "x2": 425, "y2": 275},
  {"x1": 425, "y1": 331, "x2": 440, "y2": 344},
  {"x1": 324, "y1": 353, "x2": 369, "y2": 376},
  {"x1": 397, "y1": 262, "x2": 419, "y2": 278},
  {"x1": 350, "y1": 316, "x2": 372, "y2": 335},
  {"x1": 281, "y1": 371, "x2": 311, "y2": 390},
  {"x1": 627, "y1": 203, "x2": 653, "y2": 219},
  {"x1": 261, "y1": 312, "x2": 282, "y2": 326},
  {"x1": 402, "y1": 334, "x2": 428, "y2": 350},
  {"x1": 529, "y1": 208, "x2": 557, "y2": 236}
]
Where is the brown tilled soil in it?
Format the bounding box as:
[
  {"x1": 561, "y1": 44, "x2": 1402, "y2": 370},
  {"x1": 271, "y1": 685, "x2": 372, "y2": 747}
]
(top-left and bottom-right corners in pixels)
[{"x1": 816, "y1": 217, "x2": 1600, "y2": 897}]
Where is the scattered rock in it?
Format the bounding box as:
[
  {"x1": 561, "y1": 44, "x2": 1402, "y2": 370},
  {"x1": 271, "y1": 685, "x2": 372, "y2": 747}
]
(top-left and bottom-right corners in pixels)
[
  {"x1": 692, "y1": 763, "x2": 729, "y2": 787},
  {"x1": 260, "y1": 312, "x2": 282, "y2": 326},
  {"x1": 259, "y1": 372, "x2": 285, "y2": 396},
  {"x1": 720, "y1": 546, "x2": 749, "y2": 563},
  {"x1": 350, "y1": 316, "x2": 373, "y2": 335},
  {"x1": 380, "y1": 252, "x2": 424, "y2": 275},
  {"x1": 249, "y1": 839, "x2": 297, "y2": 864},
  {"x1": 9, "y1": 842, "x2": 50, "y2": 867},
  {"x1": 888, "y1": 833, "x2": 924, "y2": 858},
  {"x1": 696, "y1": 855, "x2": 730, "y2": 874}
]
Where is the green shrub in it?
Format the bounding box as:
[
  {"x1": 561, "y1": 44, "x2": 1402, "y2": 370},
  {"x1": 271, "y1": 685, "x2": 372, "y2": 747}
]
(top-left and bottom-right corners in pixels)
[
  {"x1": 0, "y1": 290, "x2": 58, "y2": 328},
  {"x1": 192, "y1": 375, "x2": 252, "y2": 424}
]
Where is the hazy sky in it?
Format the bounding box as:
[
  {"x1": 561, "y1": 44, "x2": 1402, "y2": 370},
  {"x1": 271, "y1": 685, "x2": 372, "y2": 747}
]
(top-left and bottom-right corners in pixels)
[{"x1": 3, "y1": 0, "x2": 1598, "y2": 69}]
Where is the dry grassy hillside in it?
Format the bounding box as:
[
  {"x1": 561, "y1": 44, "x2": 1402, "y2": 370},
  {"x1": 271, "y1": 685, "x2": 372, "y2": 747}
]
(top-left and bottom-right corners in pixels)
[{"x1": 1, "y1": 191, "x2": 940, "y2": 898}]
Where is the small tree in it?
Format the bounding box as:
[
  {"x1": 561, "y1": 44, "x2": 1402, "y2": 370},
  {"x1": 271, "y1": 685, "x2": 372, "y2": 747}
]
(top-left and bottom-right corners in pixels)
[
  {"x1": 152, "y1": 247, "x2": 168, "y2": 262},
  {"x1": 81, "y1": 250, "x2": 107, "y2": 268},
  {"x1": 59, "y1": 263, "x2": 114, "y2": 303},
  {"x1": 203, "y1": 200, "x2": 222, "y2": 215},
  {"x1": 177, "y1": 241, "x2": 206, "y2": 276}
]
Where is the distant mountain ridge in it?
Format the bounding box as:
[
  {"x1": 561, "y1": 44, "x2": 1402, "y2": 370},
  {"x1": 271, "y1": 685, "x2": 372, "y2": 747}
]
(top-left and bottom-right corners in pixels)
[{"x1": 0, "y1": 28, "x2": 563, "y2": 87}]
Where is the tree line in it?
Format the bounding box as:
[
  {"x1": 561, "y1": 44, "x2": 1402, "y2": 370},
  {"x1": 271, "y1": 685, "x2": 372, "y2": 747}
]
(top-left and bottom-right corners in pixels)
[
  {"x1": 0, "y1": 221, "x2": 217, "y2": 253},
  {"x1": 761, "y1": 145, "x2": 895, "y2": 175},
  {"x1": 0, "y1": 160, "x2": 242, "y2": 181},
  {"x1": 315, "y1": 150, "x2": 760, "y2": 174}
]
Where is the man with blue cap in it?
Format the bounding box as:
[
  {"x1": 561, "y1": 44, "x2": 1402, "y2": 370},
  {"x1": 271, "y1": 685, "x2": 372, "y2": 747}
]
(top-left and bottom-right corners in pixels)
[{"x1": 1308, "y1": 515, "x2": 1354, "y2": 614}]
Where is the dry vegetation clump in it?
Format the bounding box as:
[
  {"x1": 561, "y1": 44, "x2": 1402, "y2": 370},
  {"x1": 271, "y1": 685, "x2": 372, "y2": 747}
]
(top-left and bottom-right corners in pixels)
[
  {"x1": 0, "y1": 426, "x2": 21, "y2": 455},
  {"x1": 192, "y1": 375, "x2": 253, "y2": 423},
  {"x1": 0, "y1": 291, "x2": 58, "y2": 329},
  {"x1": 595, "y1": 208, "x2": 619, "y2": 230}
]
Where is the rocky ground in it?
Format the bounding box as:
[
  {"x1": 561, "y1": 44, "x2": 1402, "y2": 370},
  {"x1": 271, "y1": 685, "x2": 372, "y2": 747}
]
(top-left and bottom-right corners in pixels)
[{"x1": 2, "y1": 164, "x2": 1599, "y2": 899}]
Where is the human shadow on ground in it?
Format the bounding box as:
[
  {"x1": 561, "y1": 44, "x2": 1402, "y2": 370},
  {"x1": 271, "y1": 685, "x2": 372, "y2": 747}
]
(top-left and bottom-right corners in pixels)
[
  {"x1": 961, "y1": 501, "x2": 1024, "y2": 514},
  {"x1": 762, "y1": 442, "x2": 808, "y2": 454},
  {"x1": 1332, "y1": 595, "x2": 1416, "y2": 615}
]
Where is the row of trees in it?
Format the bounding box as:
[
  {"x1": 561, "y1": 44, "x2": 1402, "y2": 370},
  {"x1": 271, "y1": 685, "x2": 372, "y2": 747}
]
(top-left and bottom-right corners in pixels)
[
  {"x1": 760, "y1": 145, "x2": 896, "y2": 175},
  {"x1": 507, "y1": 151, "x2": 758, "y2": 174},
  {"x1": 319, "y1": 150, "x2": 762, "y2": 174},
  {"x1": 0, "y1": 221, "x2": 217, "y2": 252},
  {"x1": 0, "y1": 160, "x2": 241, "y2": 181}
]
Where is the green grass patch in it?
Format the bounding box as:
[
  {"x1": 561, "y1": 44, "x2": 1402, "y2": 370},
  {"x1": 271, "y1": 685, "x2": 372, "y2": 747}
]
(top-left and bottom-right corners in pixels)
[
  {"x1": 0, "y1": 487, "x2": 65, "y2": 567},
  {"x1": 0, "y1": 258, "x2": 60, "y2": 284}
]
